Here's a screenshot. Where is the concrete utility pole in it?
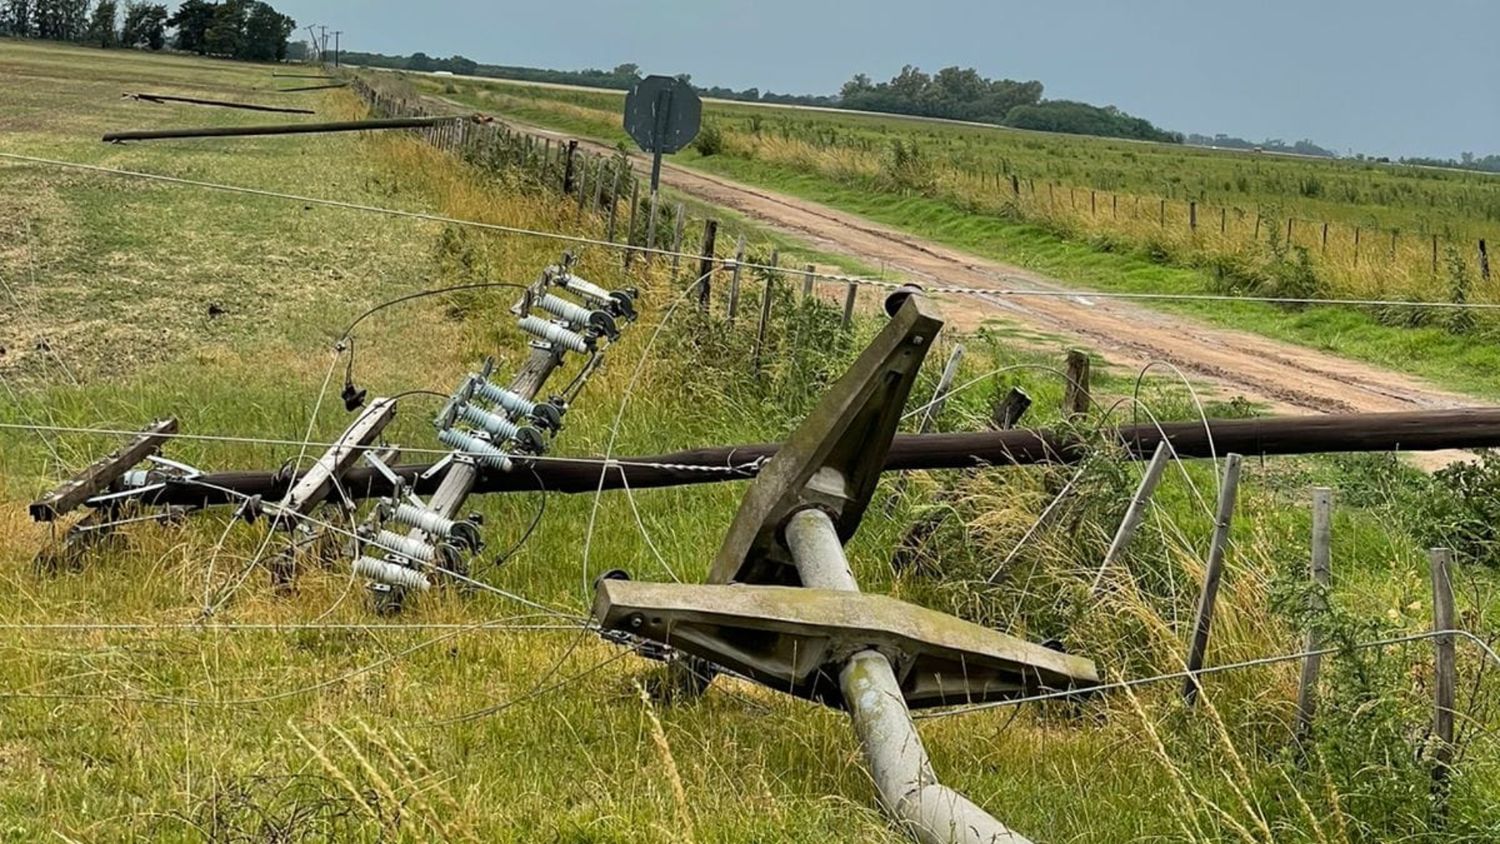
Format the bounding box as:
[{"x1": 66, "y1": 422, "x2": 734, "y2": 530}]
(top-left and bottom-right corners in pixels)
[
  {"x1": 318, "y1": 25, "x2": 328, "y2": 62},
  {"x1": 333, "y1": 30, "x2": 341, "y2": 67}
]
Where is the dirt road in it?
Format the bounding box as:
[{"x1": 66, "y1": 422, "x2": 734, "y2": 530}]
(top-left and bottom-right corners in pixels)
[{"x1": 463, "y1": 105, "x2": 1477, "y2": 418}]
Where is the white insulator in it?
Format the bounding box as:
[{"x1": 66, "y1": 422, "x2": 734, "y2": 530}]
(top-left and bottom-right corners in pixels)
[
  {"x1": 471, "y1": 376, "x2": 537, "y2": 416},
  {"x1": 456, "y1": 403, "x2": 523, "y2": 442},
  {"x1": 518, "y1": 315, "x2": 590, "y2": 353},
  {"x1": 354, "y1": 556, "x2": 431, "y2": 590},
  {"x1": 438, "y1": 427, "x2": 514, "y2": 471},
  {"x1": 370, "y1": 530, "x2": 436, "y2": 563},
  {"x1": 558, "y1": 272, "x2": 613, "y2": 306},
  {"x1": 537, "y1": 292, "x2": 596, "y2": 328},
  {"x1": 390, "y1": 502, "x2": 459, "y2": 537}
]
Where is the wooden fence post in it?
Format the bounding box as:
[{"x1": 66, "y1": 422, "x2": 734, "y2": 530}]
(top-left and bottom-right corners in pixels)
[
  {"x1": 623, "y1": 178, "x2": 640, "y2": 269},
  {"x1": 669, "y1": 203, "x2": 686, "y2": 281},
  {"x1": 561, "y1": 139, "x2": 578, "y2": 195},
  {"x1": 644, "y1": 193, "x2": 660, "y2": 263},
  {"x1": 1322, "y1": 222, "x2": 1329, "y2": 252},
  {"x1": 802, "y1": 264, "x2": 815, "y2": 299},
  {"x1": 1088, "y1": 440, "x2": 1172, "y2": 596},
  {"x1": 541, "y1": 138, "x2": 552, "y2": 186},
  {"x1": 1011, "y1": 174, "x2": 1020, "y2": 196},
  {"x1": 1286, "y1": 217, "x2": 1294, "y2": 245},
  {"x1": 1091, "y1": 191, "x2": 1097, "y2": 215},
  {"x1": 841, "y1": 282, "x2": 858, "y2": 328},
  {"x1": 1428, "y1": 547, "x2": 1456, "y2": 814},
  {"x1": 1481, "y1": 239, "x2": 1491, "y2": 282},
  {"x1": 1220, "y1": 206, "x2": 1227, "y2": 234},
  {"x1": 696, "y1": 219, "x2": 718, "y2": 310},
  {"x1": 1063, "y1": 349, "x2": 1091, "y2": 419},
  {"x1": 1113, "y1": 194, "x2": 1119, "y2": 218},
  {"x1": 591, "y1": 159, "x2": 606, "y2": 220},
  {"x1": 1354, "y1": 227, "x2": 1362, "y2": 265},
  {"x1": 575, "y1": 154, "x2": 590, "y2": 217},
  {"x1": 1159, "y1": 198, "x2": 1166, "y2": 227},
  {"x1": 1432, "y1": 234, "x2": 1439, "y2": 273},
  {"x1": 605, "y1": 162, "x2": 623, "y2": 242},
  {"x1": 727, "y1": 235, "x2": 746, "y2": 323},
  {"x1": 1295, "y1": 487, "x2": 1333, "y2": 743},
  {"x1": 752, "y1": 250, "x2": 777, "y2": 372},
  {"x1": 1183, "y1": 453, "x2": 1244, "y2": 706},
  {"x1": 1189, "y1": 200, "x2": 1197, "y2": 231}
]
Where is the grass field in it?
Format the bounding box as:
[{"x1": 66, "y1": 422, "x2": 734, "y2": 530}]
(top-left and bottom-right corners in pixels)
[{"x1": 3, "y1": 41, "x2": 1500, "y2": 843}]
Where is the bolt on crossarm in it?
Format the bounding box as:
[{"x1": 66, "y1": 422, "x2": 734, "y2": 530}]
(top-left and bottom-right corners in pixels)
[{"x1": 787, "y1": 508, "x2": 1031, "y2": 844}]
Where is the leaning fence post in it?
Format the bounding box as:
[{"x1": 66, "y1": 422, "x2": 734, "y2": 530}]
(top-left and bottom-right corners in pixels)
[
  {"x1": 1183, "y1": 453, "x2": 1244, "y2": 706},
  {"x1": 696, "y1": 219, "x2": 718, "y2": 310},
  {"x1": 727, "y1": 235, "x2": 746, "y2": 324},
  {"x1": 1295, "y1": 487, "x2": 1333, "y2": 743},
  {"x1": 1088, "y1": 440, "x2": 1171, "y2": 596},
  {"x1": 841, "y1": 281, "x2": 858, "y2": 328},
  {"x1": 1428, "y1": 547, "x2": 1456, "y2": 814},
  {"x1": 669, "y1": 203, "x2": 686, "y2": 281},
  {"x1": 1063, "y1": 349, "x2": 1091, "y2": 419},
  {"x1": 1481, "y1": 239, "x2": 1491, "y2": 282},
  {"x1": 605, "y1": 162, "x2": 623, "y2": 242},
  {"x1": 752, "y1": 250, "x2": 778, "y2": 372},
  {"x1": 623, "y1": 178, "x2": 640, "y2": 269},
  {"x1": 644, "y1": 192, "x2": 660, "y2": 263}
]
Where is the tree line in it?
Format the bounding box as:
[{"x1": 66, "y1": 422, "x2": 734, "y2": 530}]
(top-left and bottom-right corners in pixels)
[{"x1": 1, "y1": 0, "x2": 294, "y2": 60}]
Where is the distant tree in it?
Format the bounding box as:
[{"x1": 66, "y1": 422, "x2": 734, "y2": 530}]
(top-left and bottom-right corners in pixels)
[
  {"x1": 33, "y1": 0, "x2": 88, "y2": 40},
  {"x1": 120, "y1": 1, "x2": 166, "y2": 49},
  {"x1": 408, "y1": 50, "x2": 433, "y2": 71},
  {"x1": 2, "y1": 0, "x2": 34, "y2": 36},
  {"x1": 612, "y1": 62, "x2": 640, "y2": 80},
  {"x1": 446, "y1": 54, "x2": 477, "y2": 75},
  {"x1": 240, "y1": 0, "x2": 292, "y2": 60},
  {"x1": 87, "y1": 0, "x2": 117, "y2": 47},
  {"x1": 168, "y1": 0, "x2": 214, "y2": 53}
]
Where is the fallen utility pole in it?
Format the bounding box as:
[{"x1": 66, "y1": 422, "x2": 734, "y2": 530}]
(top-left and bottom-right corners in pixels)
[
  {"x1": 272, "y1": 73, "x2": 337, "y2": 79},
  {"x1": 278, "y1": 82, "x2": 349, "y2": 93},
  {"x1": 125, "y1": 93, "x2": 315, "y2": 115},
  {"x1": 121, "y1": 406, "x2": 1500, "y2": 510},
  {"x1": 103, "y1": 116, "x2": 457, "y2": 143}
]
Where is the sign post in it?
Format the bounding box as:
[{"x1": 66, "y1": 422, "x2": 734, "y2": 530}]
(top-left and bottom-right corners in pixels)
[{"x1": 623, "y1": 75, "x2": 702, "y2": 196}]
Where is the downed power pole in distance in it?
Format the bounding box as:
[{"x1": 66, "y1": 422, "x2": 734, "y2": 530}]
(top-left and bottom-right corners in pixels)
[
  {"x1": 125, "y1": 93, "x2": 315, "y2": 115},
  {"x1": 102, "y1": 116, "x2": 463, "y2": 143}
]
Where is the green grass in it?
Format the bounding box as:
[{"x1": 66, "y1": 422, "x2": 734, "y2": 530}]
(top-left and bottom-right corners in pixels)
[{"x1": 1, "y1": 43, "x2": 1498, "y2": 844}]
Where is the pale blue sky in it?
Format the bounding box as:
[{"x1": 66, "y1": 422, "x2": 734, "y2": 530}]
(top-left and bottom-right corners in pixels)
[{"x1": 270, "y1": 0, "x2": 1497, "y2": 159}]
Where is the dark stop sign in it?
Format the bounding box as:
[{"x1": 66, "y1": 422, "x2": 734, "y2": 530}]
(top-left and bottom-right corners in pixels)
[{"x1": 624, "y1": 75, "x2": 702, "y2": 155}]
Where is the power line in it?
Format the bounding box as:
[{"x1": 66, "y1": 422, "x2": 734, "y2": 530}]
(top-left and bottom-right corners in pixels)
[
  {"x1": 5, "y1": 152, "x2": 1500, "y2": 312},
  {"x1": 913, "y1": 628, "x2": 1500, "y2": 720}
]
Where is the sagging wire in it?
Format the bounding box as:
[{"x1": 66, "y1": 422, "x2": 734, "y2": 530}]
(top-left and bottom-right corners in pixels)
[
  {"x1": 335, "y1": 281, "x2": 529, "y2": 410},
  {"x1": 913, "y1": 628, "x2": 1500, "y2": 720},
  {"x1": 581, "y1": 269, "x2": 715, "y2": 598},
  {"x1": 7, "y1": 152, "x2": 1500, "y2": 313},
  {"x1": 0, "y1": 615, "x2": 587, "y2": 710}
]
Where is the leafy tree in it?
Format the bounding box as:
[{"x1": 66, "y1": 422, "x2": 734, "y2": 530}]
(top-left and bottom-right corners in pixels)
[
  {"x1": 2, "y1": 0, "x2": 34, "y2": 36},
  {"x1": 241, "y1": 0, "x2": 292, "y2": 60},
  {"x1": 120, "y1": 1, "x2": 166, "y2": 49},
  {"x1": 167, "y1": 0, "x2": 213, "y2": 53},
  {"x1": 33, "y1": 0, "x2": 88, "y2": 40},
  {"x1": 87, "y1": 0, "x2": 116, "y2": 47},
  {"x1": 408, "y1": 51, "x2": 433, "y2": 71}
]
